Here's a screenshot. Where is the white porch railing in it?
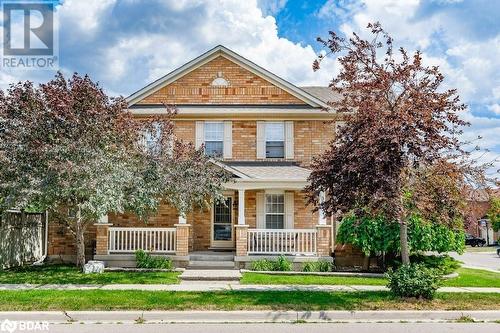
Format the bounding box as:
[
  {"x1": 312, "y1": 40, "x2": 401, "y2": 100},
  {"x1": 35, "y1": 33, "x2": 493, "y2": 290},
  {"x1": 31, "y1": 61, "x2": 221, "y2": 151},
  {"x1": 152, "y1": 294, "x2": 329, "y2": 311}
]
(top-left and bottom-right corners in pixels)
[
  {"x1": 108, "y1": 227, "x2": 176, "y2": 253},
  {"x1": 247, "y1": 229, "x2": 317, "y2": 255}
]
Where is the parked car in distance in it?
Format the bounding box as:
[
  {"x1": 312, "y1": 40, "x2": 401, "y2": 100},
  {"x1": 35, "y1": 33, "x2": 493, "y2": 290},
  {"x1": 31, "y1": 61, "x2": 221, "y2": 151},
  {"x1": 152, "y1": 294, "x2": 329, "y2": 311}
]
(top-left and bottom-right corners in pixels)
[{"x1": 465, "y1": 234, "x2": 486, "y2": 247}]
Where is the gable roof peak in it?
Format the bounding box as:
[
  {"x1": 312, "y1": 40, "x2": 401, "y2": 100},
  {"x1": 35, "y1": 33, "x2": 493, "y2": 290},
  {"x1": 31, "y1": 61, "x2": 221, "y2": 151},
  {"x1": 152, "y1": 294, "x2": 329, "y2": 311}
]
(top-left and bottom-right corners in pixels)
[{"x1": 126, "y1": 45, "x2": 330, "y2": 109}]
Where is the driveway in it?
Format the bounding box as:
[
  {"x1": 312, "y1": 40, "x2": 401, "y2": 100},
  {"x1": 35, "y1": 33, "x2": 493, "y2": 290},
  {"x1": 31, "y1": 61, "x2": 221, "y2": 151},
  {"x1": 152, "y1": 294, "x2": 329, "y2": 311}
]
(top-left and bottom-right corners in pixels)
[{"x1": 449, "y1": 248, "x2": 500, "y2": 271}]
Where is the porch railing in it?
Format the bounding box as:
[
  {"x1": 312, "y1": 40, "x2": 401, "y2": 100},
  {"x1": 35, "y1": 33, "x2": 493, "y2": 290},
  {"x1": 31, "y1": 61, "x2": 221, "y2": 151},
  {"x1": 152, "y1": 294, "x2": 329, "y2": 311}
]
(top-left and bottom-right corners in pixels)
[
  {"x1": 247, "y1": 229, "x2": 317, "y2": 255},
  {"x1": 108, "y1": 227, "x2": 176, "y2": 253}
]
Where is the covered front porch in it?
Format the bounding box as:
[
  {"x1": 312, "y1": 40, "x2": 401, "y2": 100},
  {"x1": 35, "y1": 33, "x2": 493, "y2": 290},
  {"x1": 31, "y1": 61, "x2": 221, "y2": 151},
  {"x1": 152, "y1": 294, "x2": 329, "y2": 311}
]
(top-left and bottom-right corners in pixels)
[{"x1": 93, "y1": 162, "x2": 332, "y2": 268}]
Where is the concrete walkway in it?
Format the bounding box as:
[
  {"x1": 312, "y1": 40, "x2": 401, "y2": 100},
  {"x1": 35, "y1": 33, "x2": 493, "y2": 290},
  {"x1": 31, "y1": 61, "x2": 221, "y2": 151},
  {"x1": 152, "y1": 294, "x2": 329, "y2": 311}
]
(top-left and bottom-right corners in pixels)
[
  {"x1": 1, "y1": 310, "x2": 500, "y2": 324},
  {"x1": 1, "y1": 283, "x2": 500, "y2": 293}
]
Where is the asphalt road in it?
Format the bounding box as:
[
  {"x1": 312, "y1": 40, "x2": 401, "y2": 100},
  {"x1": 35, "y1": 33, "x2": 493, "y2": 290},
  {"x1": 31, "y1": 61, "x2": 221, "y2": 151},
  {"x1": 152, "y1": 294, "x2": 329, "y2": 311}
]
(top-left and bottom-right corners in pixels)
[
  {"x1": 449, "y1": 249, "x2": 500, "y2": 271},
  {"x1": 45, "y1": 323, "x2": 499, "y2": 333}
]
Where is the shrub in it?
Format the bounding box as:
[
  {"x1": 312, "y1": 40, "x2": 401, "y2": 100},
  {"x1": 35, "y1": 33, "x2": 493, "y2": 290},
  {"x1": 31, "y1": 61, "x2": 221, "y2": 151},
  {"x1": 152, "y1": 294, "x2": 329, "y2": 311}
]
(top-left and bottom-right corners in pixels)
[
  {"x1": 386, "y1": 263, "x2": 441, "y2": 300},
  {"x1": 302, "y1": 260, "x2": 333, "y2": 272},
  {"x1": 135, "y1": 250, "x2": 174, "y2": 270},
  {"x1": 250, "y1": 259, "x2": 275, "y2": 271},
  {"x1": 274, "y1": 255, "x2": 292, "y2": 271},
  {"x1": 411, "y1": 254, "x2": 460, "y2": 275},
  {"x1": 250, "y1": 256, "x2": 292, "y2": 271}
]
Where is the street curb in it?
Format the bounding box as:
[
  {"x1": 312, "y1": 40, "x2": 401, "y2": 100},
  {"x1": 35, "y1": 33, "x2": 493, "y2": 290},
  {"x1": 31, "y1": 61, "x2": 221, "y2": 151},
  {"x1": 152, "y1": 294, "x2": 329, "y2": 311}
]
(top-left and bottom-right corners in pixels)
[{"x1": 0, "y1": 310, "x2": 499, "y2": 324}]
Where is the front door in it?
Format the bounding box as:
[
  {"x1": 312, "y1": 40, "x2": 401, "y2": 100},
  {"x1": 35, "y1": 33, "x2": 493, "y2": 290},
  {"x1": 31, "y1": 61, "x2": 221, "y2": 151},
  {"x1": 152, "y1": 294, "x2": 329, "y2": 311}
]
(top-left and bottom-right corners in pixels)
[{"x1": 211, "y1": 197, "x2": 234, "y2": 248}]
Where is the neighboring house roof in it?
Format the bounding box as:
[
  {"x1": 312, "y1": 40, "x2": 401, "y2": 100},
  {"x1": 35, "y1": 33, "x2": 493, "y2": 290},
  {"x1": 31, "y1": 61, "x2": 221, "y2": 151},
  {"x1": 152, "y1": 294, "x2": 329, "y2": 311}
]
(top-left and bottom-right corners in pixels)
[
  {"x1": 299, "y1": 86, "x2": 341, "y2": 104},
  {"x1": 126, "y1": 45, "x2": 329, "y2": 109}
]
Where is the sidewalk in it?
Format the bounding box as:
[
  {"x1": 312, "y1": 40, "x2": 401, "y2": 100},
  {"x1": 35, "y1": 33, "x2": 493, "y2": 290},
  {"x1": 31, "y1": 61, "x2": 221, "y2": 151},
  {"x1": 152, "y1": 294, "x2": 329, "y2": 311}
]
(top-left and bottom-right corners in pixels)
[
  {"x1": 1, "y1": 310, "x2": 499, "y2": 323},
  {"x1": 1, "y1": 283, "x2": 500, "y2": 293}
]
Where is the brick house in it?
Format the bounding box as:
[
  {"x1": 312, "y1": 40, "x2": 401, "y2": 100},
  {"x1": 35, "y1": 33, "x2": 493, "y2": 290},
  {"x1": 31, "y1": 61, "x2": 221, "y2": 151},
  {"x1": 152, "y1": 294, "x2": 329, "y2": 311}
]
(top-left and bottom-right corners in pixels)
[{"x1": 47, "y1": 45, "x2": 342, "y2": 268}]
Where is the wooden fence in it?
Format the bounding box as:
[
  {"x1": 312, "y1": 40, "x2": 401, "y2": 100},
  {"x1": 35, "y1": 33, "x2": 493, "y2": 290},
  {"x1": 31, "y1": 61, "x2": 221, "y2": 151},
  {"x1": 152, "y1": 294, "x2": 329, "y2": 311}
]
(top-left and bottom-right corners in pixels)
[{"x1": 0, "y1": 211, "x2": 46, "y2": 269}]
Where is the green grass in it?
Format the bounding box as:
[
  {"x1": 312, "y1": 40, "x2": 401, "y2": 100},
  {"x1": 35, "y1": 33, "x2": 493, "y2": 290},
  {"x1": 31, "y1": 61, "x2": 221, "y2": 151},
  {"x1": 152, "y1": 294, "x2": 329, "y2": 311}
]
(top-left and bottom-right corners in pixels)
[
  {"x1": 0, "y1": 290, "x2": 498, "y2": 311},
  {"x1": 0, "y1": 265, "x2": 180, "y2": 285},
  {"x1": 442, "y1": 268, "x2": 500, "y2": 288},
  {"x1": 242, "y1": 267, "x2": 500, "y2": 288},
  {"x1": 241, "y1": 273, "x2": 387, "y2": 285}
]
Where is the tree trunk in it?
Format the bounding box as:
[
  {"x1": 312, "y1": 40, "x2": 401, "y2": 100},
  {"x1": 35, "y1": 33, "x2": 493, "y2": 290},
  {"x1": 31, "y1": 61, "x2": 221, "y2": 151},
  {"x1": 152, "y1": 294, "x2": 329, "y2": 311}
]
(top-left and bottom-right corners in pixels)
[
  {"x1": 399, "y1": 219, "x2": 410, "y2": 265},
  {"x1": 75, "y1": 213, "x2": 86, "y2": 268},
  {"x1": 362, "y1": 254, "x2": 370, "y2": 271}
]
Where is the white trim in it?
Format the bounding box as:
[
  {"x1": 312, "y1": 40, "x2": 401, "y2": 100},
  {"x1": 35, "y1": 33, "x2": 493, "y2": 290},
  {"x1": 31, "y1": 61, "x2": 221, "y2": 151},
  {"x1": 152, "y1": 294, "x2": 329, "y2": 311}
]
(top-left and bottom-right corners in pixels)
[
  {"x1": 223, "y1": 120, "x2": 232, "y2": 159},
  {"x1": 126, "y1": 45, "x2": 329, "y2": 108},
  {"x1": 256, "y1": 121, "x2": 266, "y2": 159},
  {"x1": 285, "y1": 121, "x2": 294, "y2": 159},
  {"x1": 129, "y1": 106, "x2": 335, "y2": 118},
  {"x1": 224, "y1": 181, "x2": 308, "y2": 191},
  {"x1": 195, "y1": 121, "x2": 204, "y2": 149},
  {"x1": 238, "y1": 190, "x2": 245, "y2": 225},
  {"x1": 265, "y1": 189, "x2": 285, "y2": 195},
  {"x1": 256, "y1": 192, "x2": 265, "y2": 229},
  {"x1": 285, "y1": 191, "x2": 294, "y2": 229}
]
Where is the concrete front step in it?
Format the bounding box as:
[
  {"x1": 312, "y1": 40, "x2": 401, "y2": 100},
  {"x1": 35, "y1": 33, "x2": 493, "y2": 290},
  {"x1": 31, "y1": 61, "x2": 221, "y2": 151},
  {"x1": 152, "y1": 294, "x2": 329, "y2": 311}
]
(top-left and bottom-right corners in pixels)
[
  {"x1": 188, "y1": 260, "x2": 235, "y2": 269},
  {"x1": 180, "y1": 269, "x2": 242, "y2": 281},
  {"x1": 189, "y1": 254, "x2": 234, "y2": 262}
]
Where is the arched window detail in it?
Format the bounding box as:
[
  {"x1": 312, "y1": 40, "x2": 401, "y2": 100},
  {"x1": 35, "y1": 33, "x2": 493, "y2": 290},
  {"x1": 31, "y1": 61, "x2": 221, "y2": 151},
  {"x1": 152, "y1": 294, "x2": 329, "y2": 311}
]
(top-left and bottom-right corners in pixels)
[{"x1": 211, "y1": 71, "x2": 230, "y2": 87}]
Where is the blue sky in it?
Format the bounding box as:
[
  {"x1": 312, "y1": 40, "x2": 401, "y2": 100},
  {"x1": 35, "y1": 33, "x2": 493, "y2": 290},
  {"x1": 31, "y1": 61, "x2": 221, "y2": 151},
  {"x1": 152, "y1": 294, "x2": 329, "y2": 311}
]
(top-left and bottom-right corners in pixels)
[{"x1": 0, "y1": 0, "x2": 498, "y2": 177}]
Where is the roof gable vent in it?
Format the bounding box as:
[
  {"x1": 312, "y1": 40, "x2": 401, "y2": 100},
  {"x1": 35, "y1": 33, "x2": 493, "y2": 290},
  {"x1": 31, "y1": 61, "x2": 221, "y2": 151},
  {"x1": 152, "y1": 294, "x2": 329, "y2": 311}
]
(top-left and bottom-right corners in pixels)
[{"x1": 211, "y1": 71, "x2": 230, "y2": 86}]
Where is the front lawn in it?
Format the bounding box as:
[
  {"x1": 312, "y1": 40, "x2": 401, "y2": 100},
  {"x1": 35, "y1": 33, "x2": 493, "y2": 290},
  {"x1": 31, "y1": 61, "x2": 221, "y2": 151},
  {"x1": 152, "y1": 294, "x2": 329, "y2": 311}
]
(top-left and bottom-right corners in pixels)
[
  {"x1": 241, "y1": 273, "x2": 387, "y2": 285},
  {"x1": 241, "y1": 267, "x2": 500, "y2": 288},
  {"x1": 0, "y1": 265, "x2": 180, "y2": 285},
  {"x1": 443, "y1": 268, "x2": 500, "y2": 288},
  {"x1": 0, "y1": 290, "x2": 498, "y2": 311}
]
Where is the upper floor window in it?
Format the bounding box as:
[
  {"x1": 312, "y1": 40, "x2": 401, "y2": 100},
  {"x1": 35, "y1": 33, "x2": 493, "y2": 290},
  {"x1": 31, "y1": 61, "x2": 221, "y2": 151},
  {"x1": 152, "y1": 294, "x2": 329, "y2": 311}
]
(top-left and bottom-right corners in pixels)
[
  {"x1": 204, "y1": 122, "x2": 224, "y2": 157},
  {"x1": 265, "y1": 122, "x2": 284, "y2": 158},
  {"x1": 265, "y1": 194, "x2": 284, "y2": 229},
  {"x1": 143, "y1": 122, "x2": 162, "y2": 154}
]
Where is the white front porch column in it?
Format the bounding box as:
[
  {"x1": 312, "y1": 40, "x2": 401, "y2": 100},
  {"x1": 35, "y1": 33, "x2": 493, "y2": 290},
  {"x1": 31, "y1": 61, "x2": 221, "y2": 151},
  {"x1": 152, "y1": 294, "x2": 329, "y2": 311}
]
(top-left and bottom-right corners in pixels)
[
  {"x1": 318, "y1": 191, "x2": 327, "y2": 225},
  {"x1": 238, "y1": 189, "x2": 245, "y2": 225},
  {"x1": 178, "y1": 214, "x2": 187, "y2": 224}
]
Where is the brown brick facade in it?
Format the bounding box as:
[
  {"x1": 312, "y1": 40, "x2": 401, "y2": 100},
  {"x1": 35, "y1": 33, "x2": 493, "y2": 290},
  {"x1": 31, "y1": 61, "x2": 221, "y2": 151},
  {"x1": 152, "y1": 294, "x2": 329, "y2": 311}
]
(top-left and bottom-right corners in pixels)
[
  {"x1": 46, "y1": 51, "x2": 337, "y2": 260},
  {"x1": 172, "y1": 119, "x2": 335, "y2": 166},
  {"x1": 137, "y1": 56, "x2": 307, "y2": 105},
  {"x1": 47, "y1": 190, "x2": 328, "y2": 257}
]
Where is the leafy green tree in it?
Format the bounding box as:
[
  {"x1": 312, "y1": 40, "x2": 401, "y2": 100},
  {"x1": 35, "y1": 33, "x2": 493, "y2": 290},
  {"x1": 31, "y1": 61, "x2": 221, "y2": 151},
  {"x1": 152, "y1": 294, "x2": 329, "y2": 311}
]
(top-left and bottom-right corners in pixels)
[
  {"x1": 308, "y1": 23, "x2": 483, "y2": 264},
  {"x1": 337, "y1": 213, "x2": 464, "y2": 267},
  {"x1": 488, "y1": 197, "x2": 500, "y2": 232},
  {"x1": 0, "y1": 73, "x2": 229, "y2": 267}
]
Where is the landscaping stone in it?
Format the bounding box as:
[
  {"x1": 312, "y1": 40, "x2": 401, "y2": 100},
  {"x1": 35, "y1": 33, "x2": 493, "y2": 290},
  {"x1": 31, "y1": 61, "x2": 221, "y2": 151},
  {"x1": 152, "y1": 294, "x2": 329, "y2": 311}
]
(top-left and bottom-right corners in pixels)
[{"x1": 83, "y1": 261, "x2": 105, "y2": 274}]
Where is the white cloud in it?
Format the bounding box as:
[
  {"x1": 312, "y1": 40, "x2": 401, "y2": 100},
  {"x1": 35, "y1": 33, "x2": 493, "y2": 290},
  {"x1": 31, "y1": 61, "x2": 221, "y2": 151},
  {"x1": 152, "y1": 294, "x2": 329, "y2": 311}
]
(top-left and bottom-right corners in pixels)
[
  {"x1": 257, "y1": 0, "x2": 288, "y2": 16},
  {"x1": 95, "y1": 0, "x2": 338, "y2": 91},
  {"x1": 488, "y1": 104, "x2": 500, "y2": 116}
]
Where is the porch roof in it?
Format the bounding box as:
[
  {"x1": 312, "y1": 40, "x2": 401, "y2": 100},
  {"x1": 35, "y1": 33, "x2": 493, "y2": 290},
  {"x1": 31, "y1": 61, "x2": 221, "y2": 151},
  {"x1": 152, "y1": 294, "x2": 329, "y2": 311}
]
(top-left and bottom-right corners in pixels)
[{"x1": 217, "y1": 161, "x2": 311, "y2": 190}]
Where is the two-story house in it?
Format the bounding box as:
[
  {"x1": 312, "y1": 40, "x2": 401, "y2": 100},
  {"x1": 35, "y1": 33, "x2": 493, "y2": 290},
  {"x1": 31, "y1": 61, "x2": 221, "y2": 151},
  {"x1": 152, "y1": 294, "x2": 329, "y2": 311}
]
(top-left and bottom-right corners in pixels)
[{"x1": 47, "y1": 45, "x2": 340, "y2": 268}]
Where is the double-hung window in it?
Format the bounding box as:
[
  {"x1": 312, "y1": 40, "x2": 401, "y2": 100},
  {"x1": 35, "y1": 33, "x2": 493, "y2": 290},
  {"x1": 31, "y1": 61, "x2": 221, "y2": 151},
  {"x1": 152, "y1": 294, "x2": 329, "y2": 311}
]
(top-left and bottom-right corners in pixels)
[
  {"x1": 265, "y1": 122, "x2": 284, "y2": 158},
  {"x1": 265, "y1": 194, "x2": 285, "y2": 229},
  {"x1": 144, "y1": 122, "x2": 162, "y2": 154},
  {"x1": 204, "y1": 122, "x2": 224, "y2": 157}
]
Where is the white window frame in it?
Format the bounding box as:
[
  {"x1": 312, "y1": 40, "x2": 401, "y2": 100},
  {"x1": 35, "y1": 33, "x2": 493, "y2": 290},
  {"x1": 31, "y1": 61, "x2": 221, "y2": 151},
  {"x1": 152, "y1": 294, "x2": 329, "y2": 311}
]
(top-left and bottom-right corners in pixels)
[
  {"x1": 265, "y1": 193, "x2": 285, "y2": 229},
  {"x1": 204, "y1": 121, "x2": 224, "y2": 157},
  {"x1": 265, "y1": 122, "x2": 285, "y2": 159}
]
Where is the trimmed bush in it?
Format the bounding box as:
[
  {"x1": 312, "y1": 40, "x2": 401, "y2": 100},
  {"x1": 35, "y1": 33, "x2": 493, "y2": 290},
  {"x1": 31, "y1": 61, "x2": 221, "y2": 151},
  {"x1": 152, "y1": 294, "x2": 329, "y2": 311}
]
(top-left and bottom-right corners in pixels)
[
  {"x1": 250, "y1": 255, "x2": 292, "y2": 271},
  {"x1": 386, "y1": 263, "x2": 441, "y2": 300},
  {"x1": 302, "y1": 260, "x2": 333, "y2": 272},
  {"x1": 250, "y1": 259, "x2": 275, "y2": 271},
  {"x1": 274, "y1": 255, "x2": 293, "y2": 271},
  {"x1": 135, "y1": 250, "x2": 174, "y2": 270}
]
